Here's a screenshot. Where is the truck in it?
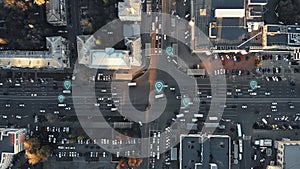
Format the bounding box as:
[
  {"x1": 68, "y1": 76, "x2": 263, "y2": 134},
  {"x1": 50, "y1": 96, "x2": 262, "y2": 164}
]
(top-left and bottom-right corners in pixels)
[{"x1": 237, "y1": 123, "x2": 242, "y2": 138}]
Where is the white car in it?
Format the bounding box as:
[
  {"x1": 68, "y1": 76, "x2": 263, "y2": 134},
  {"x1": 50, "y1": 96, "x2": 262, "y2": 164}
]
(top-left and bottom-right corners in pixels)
[
  {"x1": 40, "y1": 109, "x2": 46, "y2": 113},
  {"x1": 272, "y1": 109, "x2": 277, "y2": 112},
  {"x1": 65, "y1": 107, "x2": 71, "y2": 110},
  {"x1": 250, "y1": 92, "x2": 257, "y2": 96},
  {"x1": 94, "y1": 103, "x2": 100, "y2": 107},
  {"x1": 241, "y1": 105, "x2": 248, "y2": 109},
  {"x1": 265, "y1": 92, "x2": 271, "y2": 96},
  {"x1": 170, "y1": 87, "x2": 175, "y2": 91},
  {"x1": 31, "y1": 93, "x2": 37, "y2": 96},
  {"x1": 16, "y1": 115, "x2": 21, "y2": 119},
  {"x1": 54, "y1": 111, "x2": 59, "y2": 114},
  {"x1": 19, "y1": 103, "x2": 25, "y2": 107},
  {"x1": 271, "y1": 105, "x2": 277, "y2": 109}
]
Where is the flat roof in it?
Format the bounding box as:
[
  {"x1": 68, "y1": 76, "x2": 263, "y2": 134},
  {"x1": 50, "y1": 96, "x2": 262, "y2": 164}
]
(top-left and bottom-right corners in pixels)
[
  {"x1": 284, "y1": 145, "x2": 300, "y2": 169},
  {"x1": 210, "y1": 137, "x2": 230, "y2": 169},
  {"x1": 221, "y1": 18, "x2": 243, "y2": 27},
  {"x1": 249, "y1": 0, "x2": 267, "y2": 4},
  {"x1": 215, "y1": 9, "x2": 245, "y2": 18},
  {"x1": 181, "y1": 136, "x2": 202, "y2": 169},
  {"x1": 180, "y1": 135, "x2": 230, "y2": 169},
  {"x1": 267, "y1": 26, "x2": 280, "y2": 32},
  {"x1": 267, "y1": 34, "x2": 288, "y2": 46},
  {"x1": 221, "y1": 27, "x2": 246, "y2": 41},
  {"x1": 211, "y1": 0, "x2": 244, "y2": 9}
]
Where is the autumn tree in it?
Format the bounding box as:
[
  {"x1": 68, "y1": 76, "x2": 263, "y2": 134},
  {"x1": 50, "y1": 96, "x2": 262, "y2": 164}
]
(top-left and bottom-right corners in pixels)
[
  {"x1": 24, "y1": 138, "x2": 51, "y2": 165},
  {"x1": 34, "y1": 0, "x2": 45, "y2": 6},
  {"x1": 4, "y1": 0, "x2": 16, "y2": 7}
]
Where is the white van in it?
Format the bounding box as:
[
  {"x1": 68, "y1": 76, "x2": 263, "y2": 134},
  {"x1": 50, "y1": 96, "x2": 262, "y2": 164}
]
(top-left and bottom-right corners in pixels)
[
  {"x1": 128, "y1": 82, "x2": 137, "y2": 87},
  {"x1": 176, "y1": 113, "x2": 184, "y2": 118},
  {"x1": 111, "y1": 107, "x2": 118, "y2": 111},
  {"x1": 209, "y1": 116, "x2": 218, "y2": 121},
  {"x1": 262, "y1": 118, "x2": 268, "y2": 125},
  {"x1": 63, "y1": 90, "x2": 71, "y2": 94},
  {"x1": 58, "y1": 104, "x2": 66, "y2": 107},
  {"x1": 155, "y1": 94, "x2": 164, "y2": 99}
]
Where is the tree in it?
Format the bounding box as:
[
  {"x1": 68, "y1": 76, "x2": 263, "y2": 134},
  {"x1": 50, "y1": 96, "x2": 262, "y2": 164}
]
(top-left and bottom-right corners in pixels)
[
  {"x1": 24, "y1": 138, "x2": 51, "y2": 165},
  {"x1": 278, "y1": 0, "x2": 300, "y2": 24},
  {"x1": 34, "y1": 0, "x2": 45, "y2": 6},
  {"x1": 4, "y1": 0, "x2": 16, "y2": 7},
  {"x1": 103, "y1": 0, "x2": 109, "y2": 5}
]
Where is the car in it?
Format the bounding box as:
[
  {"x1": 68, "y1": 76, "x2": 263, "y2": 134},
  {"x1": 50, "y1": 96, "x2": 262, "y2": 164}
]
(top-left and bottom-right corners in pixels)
[
  {"x1": 19, "y1": 103, "x2": 25, "y2": 107},
  {"x1": 40, "y1": 109, "x2": 45, "y2": 113},
  {"x1": 271, "y1": 105, "x2": 277, "y2": 109},
  {"x1": 265, "y1": 92, "x2": 271, "y2": 96},
  {"x1": 65, "y1": 107, "x2": 71, "y2": 110},
  {"x1": 95, "y1": 103, "x2": 100, "y2": 107},
  {"x1": 235, "y1": 88, "x2": 241, "y2": 92},
  {"x1": 31, "y1": 93, "x2": 37, "y2": 96},
  {"x1": 54, "y1": 111, "x2": 59, "y2": 114},
  {"x1": 16, "y1": 115, "x2": 21, "y2": 119},
  {"x1": 272, "y1": 102, "x2": 277, "y2": 105},
  {"x1": 176, "y1": 95, "x2": 182, "y2": 100},
  {"x1": 5, "y1": 104, "x2": 10, "y2": 108},
  {"x1": 170, "y1": 87, "x2": 175, "y2": 91},
  {"x1": 242, "y1": 105, "x2": 247, "y2": 109},
  {"x1": 2, "y1": 115, "x2": 7, "y2": 119},
  {"x1": 272, "y1": 109, "x2": 278, "y2": 112},
  {"x1": 250, "y1": 92, "x2": 257, "y2": 96}
]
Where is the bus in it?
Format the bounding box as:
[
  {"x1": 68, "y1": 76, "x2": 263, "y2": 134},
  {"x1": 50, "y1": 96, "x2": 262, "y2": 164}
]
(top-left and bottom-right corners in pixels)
[
  {"x1": 128, "y1": 82, "x2": 137, "y2": 87},
  {"x1": 237, "y1": 123, "x2": 242, "y2": 138}
]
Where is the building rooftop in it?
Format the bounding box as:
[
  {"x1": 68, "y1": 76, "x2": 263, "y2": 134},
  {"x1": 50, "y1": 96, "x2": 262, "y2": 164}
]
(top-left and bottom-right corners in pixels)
[
  {"x1": 46, "y1": 0, "x2": 67, "y2": 26},
  {"x1": 118, "y1": 0, "x2": 141, "y2": 22},
  {"x1": 249, "y1": 0, "x2": 268, "y2": 5},
  {"x1": 215, "y1": 9, "x2": 245, "y2": 18},
  {"x1": 77, "y1": 34, "x2": 142, "y2": 70},
  {"x1": 123, "y1": 24, "x2": 141, "y2": 38},
  {"x1": 212, "y1": 0, "x2": 244, "y2": 9},
  {"x1": 283, "y1": 144, "x2": 300, "y2": 169},
  {"x1": 90, "y1": 48, "x2": 130, "y2": 69},
  {"x1": 180, "y1": 134, "x2": 231, "y2": 169},
  {"x1": 0, "y1": 36, "x2": 69, "y2": 69},
  {"x1": 0, "y1": 128, "x2": 26, "y2": 169}
]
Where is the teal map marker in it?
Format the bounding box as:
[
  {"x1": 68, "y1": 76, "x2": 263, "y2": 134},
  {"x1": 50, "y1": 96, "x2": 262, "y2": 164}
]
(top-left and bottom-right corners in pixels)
[
  {"x1": 166, "y1": 46, "x2": 174, "y2": 56},
  {"x1": 58, "y1": 95, "x2": 65, "y2": 103},
  {"x1": 250, "y1": 80, "x2": 258, "y2": 90},
  {"x1": 182, "y1": 97, "x2": 191, "y2": 107},
  {"x1": 64, "y1": 80, "x2": 71, "y2": 90},
  {"x1": 154, "y1": 81, "x2": 164, "y2": 93}
]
